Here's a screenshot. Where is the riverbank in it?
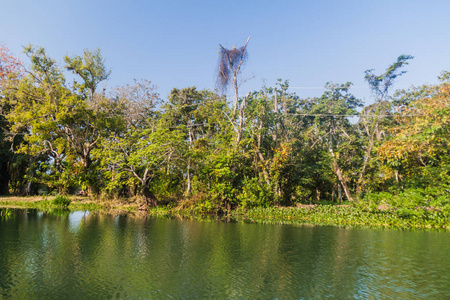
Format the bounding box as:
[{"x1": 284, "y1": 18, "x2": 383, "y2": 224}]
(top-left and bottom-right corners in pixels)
[
  {"x1": 1, "y1": 196, "x2": 449, "y2": 229},
  {"x1": 0, "y1": 196, "x2": 135, "y2": 213}
]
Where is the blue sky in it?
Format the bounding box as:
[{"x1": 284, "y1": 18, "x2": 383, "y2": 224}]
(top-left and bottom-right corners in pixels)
[{"x1": 2, "y1": 0, "x2": 450, "y2": 104}]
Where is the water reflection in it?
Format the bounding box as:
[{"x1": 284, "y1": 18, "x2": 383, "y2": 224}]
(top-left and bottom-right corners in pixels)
[
  {"x1": 0, "y1": 209, "x2": 449, "y2": 299},
  {"x1": 68, "y1": 211, "x2": 89, "y2": 230}
]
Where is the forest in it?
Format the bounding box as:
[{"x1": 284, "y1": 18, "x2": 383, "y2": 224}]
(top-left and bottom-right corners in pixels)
[{"x1": 1, "y1": 43, "x2": 449, "y2": 214}]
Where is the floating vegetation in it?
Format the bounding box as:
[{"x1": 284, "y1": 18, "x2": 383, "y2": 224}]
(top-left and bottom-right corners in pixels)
[{"x1": 239, "y1": 205, "x2": 450, "y2": 229}]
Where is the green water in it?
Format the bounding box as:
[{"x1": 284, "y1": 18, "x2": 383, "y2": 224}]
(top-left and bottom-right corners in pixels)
[{"x1": 0, "y1": 210, "x2": 449, "y2": 299}]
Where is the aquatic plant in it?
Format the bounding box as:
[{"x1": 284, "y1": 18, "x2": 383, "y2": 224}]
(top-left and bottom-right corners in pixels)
[{"x1": 241, "y1": 205, "x2": 450, "y2": 229}]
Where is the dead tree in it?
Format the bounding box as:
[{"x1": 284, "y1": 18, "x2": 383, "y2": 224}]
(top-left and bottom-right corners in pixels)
[{"x1": 216, "y1": 37, "x2": 250, "y2": 114}]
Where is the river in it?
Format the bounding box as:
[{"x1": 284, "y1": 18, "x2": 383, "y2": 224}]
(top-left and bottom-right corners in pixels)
[{"x1": 0, "y1": 209, "x2": 449, "y2": 299}]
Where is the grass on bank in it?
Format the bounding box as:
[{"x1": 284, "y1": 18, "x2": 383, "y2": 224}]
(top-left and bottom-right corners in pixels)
[
  {"x1": 0, "y1": 195, "x2": 136, "y2": 212},
  {"x1": 1, "y1": 195, "x2": 449, "y2": 229}
]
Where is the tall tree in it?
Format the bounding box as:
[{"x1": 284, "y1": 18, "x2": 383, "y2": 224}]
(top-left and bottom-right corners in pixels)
[
  {"x1": 95, "y1": 79, "x2": 161, "y2": 198},
  {"x1": 357, "y1": 55, "x2": 413, "y2": 196},
  {"x1": 97, "y1": 80, "x2": 187, "y2": 208},
  {"x1": 164, "y1": 87, "x2": 212, "y2": 195},
  {"x1": 377, "y1": 81, "x2": 450, "y2": 188},
  {"x1": 0, "y1": 45, "x2": 24, "y2": 194},
  {"x1": 6, "y1": 46, "x2": 114, "y2": 194},
  {"x1": 309, "y1": 83, "x2": 362, "y2": 201},
  {"x1": 216, "y1": 37, "x2": 250, "y2": 114}
]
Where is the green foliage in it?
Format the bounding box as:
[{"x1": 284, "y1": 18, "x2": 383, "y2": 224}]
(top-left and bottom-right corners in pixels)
[
  {"x1": 52, "y1": 195, "x2": 71, "y2": 207},
  {"x1": 364, "y1": 54, "x2": 413, "y2": 98},
  {"x1": 363, "y1": 187, "x2": 450, "y2": 214},
  {"x1": 237, "y1": 177, "x2": 274, "y2": 208},
  {"x1": 2, "y1": 44, "x2": 449, "y2": 228},
  {"x1": 3, "y1": 45, "x2": 117, "y2": 195},
  {"x1": 64, "y1": 48, "x2": 110, "y2": 98},
  {"x1": 243, "y1": 205, "x2": 449, "y2": 229}
]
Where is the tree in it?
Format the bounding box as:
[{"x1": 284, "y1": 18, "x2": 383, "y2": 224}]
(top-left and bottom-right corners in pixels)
[
  {"x1": 97, "y1": 80, "x2": 187, "y2": 208},
  {"x1": 357, "y1": 54, "x2": 413, "y2": 196},
  {"x1": 240, "y1": 80, "x2": 303, "y2": 203},
  {"x1": 0, "y1": 44, "x2": 23, "y2": 86},
  {"x1": 6, "y1": 46, "x2": 114, "y2": 194},
  {"x1": 308, "y1": 82, "x2": 362, "y2": 201},
  {"x1": 216, "y1": 37, "x2": 250, "y2": 114},
  {"x1": 0, "y1": 45, "x2": 24, "y2": 194},
  {"x1": 99, "y1": 124, "x2": 185, "y2": 208},
  {"x1": 163, "y1": 87, "x2": 225, "y2": 196},
  {"x1": 377, "y1": 81, "x2": 450, "y2": 189}
]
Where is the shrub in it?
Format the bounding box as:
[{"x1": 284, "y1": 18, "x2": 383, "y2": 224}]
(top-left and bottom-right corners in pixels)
[
  {"x1": 237, "y1": 177, "x2": 274, "y2": 209},
  {"x1": 52, "y1": 195, "x2": 71, "y2": 207}
]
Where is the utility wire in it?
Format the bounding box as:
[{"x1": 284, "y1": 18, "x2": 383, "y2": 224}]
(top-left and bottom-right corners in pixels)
[
  {"x1": 285, "y1": 113, "x2": 422, "y2": 117},
  {"x1": 2, "y1": 112, "x2": 430, "y2": 134}
]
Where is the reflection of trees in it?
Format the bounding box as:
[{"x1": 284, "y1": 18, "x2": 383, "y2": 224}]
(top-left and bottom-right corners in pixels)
[{"x1": 0, "y1": 209, "x2": 81, "y2": 298}]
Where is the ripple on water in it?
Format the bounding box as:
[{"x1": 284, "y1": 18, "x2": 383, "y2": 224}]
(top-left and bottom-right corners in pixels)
[{"x1": 0, "y1": 211, "x2": 449, "y2": 299}]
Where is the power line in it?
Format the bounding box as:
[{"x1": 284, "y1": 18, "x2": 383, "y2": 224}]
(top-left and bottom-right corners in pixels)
[
  {"x1": 160, "y1": 97, "x2": 226, "y2": 111},
  {"x1": 165, "y1": 113, "x2": 427, "y2": 129},
  {"x1": 285, "y1": 113, "x2": 423, "y2": 117},
  {"x1": 289, "y1": 86, "x2": 366, "y2": 90}
]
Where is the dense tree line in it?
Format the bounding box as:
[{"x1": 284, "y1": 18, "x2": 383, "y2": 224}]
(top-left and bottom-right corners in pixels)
[{"x1": 1, "y1": 44, "x2": 449, "y2": 211}]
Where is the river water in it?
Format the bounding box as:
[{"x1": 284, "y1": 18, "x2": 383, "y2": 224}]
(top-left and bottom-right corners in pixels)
[{"x1": 0, "y1": 209, "x2": 449, "y2": 299}]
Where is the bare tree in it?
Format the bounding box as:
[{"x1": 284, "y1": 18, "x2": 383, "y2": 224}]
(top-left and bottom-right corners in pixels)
[{"x1": 216, "y1": 37, "x2": 250, "y2": 114}]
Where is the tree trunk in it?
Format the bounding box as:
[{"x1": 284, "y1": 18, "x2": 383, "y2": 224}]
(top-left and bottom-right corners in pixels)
[
  {"x1": 356, "y1": 135, "x2": 374, "y2": 197},
  {"x1": 255, "y1": 149, "x2": 270, "y2": 186},
  {"x1": 333, "y1": 160, "x2": 353, "y2": 201},
  {"x1": 24, "y1": 156, "x2": 34, "y2": 196},
  {"x1": 274, "y1": 88, "x2": 278, "y2": 113},
  {"x1": 186, "y1": 123, "x2": 194, "y2": 196},
  {"x1": 140, "y1": 184, "x2": 158, "y2": 210},
  {"x1": 186, "y1": 157, "x2": 191, "y2": 196},
  {"x1": 329, "y1": 131, "x2": 353, "y2": 201},
  {"x1": 236, "y1": 93, "x2": 249, "y2": 146},
  {"x1": 24, "y1": 181, "x2": 32, "y2": 196},
  {"x1": 272, "y1": 91, "x2": 280, "y2": 147},
  {"x1": 0, "y1": 159, "x2": 10, "y2": 195},
  {"x1": 233, "y1": 75, "x2": 239, "y2": 115},
  {"x1": 80, "y1": 153, "x2": 99, "y2": 196}
]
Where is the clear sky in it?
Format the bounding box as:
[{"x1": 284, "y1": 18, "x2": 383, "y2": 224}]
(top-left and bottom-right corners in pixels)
[{"x1": 2, "y1": 0, "x2": 450, "y2": 104}]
